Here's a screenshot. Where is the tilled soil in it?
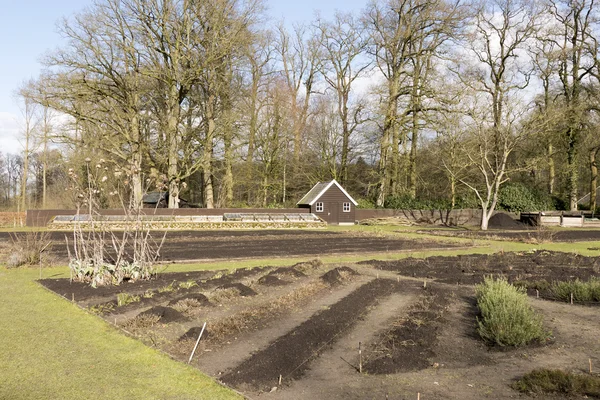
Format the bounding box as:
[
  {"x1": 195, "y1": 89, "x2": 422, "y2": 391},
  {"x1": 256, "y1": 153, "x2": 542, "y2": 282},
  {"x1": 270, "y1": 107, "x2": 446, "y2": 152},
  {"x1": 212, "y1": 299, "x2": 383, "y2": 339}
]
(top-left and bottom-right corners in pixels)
[
  {"x1": 39, "y1": 250, "x2": 600, "y2": 399},
  {"x1": 220, "y1": 278, "x2": 404, "y2": 392},
  {"x1": 3, "y1": 230, "x2": 460, "y2": 262},
  {"x1": 425, "y1": 228, "x2": 600, "y2": 242},
  {"x1": 361, "y1": 250, "x2": 600, "y2": 285}
]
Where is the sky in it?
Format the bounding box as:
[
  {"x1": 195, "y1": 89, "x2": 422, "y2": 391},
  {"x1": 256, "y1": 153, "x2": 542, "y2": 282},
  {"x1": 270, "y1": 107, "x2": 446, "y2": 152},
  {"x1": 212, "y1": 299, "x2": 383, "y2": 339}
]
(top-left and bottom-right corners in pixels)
[{"x1": 0, "y1": 0, "x2": 368, "y2": 155}]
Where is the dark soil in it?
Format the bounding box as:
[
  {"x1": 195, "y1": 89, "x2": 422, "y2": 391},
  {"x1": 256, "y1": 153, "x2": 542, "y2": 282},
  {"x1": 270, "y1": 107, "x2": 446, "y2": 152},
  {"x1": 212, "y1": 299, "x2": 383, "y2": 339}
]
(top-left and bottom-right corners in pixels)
[
  {"x1": 360, "y1": 250, "x2": 600, "y2": 285},
  {"x1": 320, "y1": 266, "x2": 359, "y2": 285},
  {"x1": 429, "y1": 228, "x2": 600, "y2": 242},
  {"x1": 217, "y1": 283, "x2": 257, "y2": 297},
  {"x1": 168, "y1": 293, "x2": 211, "y2": 306},
  {"x1": 363, "y1": 285, "x2": 451, "y2": 374},
  {"x1": 10, "y1": 230, "x2": 460, "y2": 262},
  {"x1": 257, "y1": 275, "x2": 289, "y2": 286},
  {"x1": 488, "y1": 212, "x2": 527, "y2": 229},
  {"x1": 39, "y1": 266, "x2": 267, "y2": 307},
  {"x1": 220, "y1": 278, "x2": 402, "y2": 392},
  {"x1": 138, "y1": 306, "x2": 185, "y2": 323}
]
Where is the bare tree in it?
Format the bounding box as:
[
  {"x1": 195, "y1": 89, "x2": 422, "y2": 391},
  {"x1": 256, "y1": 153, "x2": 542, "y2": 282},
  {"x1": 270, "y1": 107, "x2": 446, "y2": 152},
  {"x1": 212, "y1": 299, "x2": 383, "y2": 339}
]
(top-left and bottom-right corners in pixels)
[
  {"x1": 315, "y1": 12, "x2": 370, "y2": 186},
  {"x1": 453, "y1": 0, "x2": 538, "y2": 230}
]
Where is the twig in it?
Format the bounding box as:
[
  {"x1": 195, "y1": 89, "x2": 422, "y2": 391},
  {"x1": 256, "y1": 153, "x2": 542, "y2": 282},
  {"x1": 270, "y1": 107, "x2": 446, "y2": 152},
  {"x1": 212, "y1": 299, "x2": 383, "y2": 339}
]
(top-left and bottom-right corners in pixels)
[{"x1": 188, "y1": 322, "x2": 207, "y2": 364}]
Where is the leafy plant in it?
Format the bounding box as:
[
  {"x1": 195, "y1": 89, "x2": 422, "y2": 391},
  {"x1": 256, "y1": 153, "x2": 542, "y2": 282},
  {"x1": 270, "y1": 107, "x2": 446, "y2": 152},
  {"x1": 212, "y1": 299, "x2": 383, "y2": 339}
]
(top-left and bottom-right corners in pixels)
[
  {"x1": 476, "y1": 276, "x2": 550, "y2": 347},
  {"x1": 158, "y1": 281, "x2": 177, "y2": 293},
  {"x1": 179, "y1": 280, "x2": 198, "y2": 289},
  {"x1": 117, "y1": 292, "x2": 140, "y2": 307}
]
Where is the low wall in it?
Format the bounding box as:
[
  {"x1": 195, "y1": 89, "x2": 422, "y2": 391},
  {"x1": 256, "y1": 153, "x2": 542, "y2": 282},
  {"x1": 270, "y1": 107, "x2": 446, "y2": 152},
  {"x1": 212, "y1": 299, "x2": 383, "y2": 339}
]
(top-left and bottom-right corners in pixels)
[
  {"x1": 355, "y1": 208, "x2": 484, "y2": 226},
  {"x1": 26, "y1": 208, "x2": 310, "y2": 227},
  {"x1": 0, "y1": 212, "x2": 26, "y2": 228}
]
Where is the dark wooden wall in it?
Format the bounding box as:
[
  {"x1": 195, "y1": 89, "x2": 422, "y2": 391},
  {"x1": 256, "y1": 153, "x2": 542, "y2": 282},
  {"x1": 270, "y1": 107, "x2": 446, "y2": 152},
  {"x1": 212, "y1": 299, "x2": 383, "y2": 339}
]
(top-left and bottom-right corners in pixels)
[{"x1": 311, "y1": 185, "x2": 356, "y2": 224}]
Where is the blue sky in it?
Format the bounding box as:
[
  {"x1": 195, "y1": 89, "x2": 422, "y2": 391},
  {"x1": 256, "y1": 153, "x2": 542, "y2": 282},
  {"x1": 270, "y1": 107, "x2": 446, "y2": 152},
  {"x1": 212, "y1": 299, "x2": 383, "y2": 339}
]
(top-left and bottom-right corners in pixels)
[{"x1": 0, "y1": 0, "x2": 368, "y2": 154}]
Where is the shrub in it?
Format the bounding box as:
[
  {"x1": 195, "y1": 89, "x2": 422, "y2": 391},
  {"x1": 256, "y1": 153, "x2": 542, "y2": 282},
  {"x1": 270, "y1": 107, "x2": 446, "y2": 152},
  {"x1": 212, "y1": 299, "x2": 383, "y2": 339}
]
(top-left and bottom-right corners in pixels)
[
  {"x1": 6, "y1": 232, "x2": 52, "y2": 268},
  {"x1": 476, "y1": 276, "x2": 549, "y2": 347},
  {"x1": 498, "y1": 183, "x2": 554, "y2": 212},
  {"x1": 550, "y1": 278, "x2": 600, "y2": 303},
  {"x1": 512, "y1": 369, "x2": 600, "y2": 397}
]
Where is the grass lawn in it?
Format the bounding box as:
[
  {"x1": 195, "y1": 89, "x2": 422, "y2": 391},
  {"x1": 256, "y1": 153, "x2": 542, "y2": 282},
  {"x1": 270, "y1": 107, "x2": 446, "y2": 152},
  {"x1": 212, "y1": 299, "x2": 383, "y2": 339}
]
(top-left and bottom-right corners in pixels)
[{"x1": 0, "y1": 268, "x2": 241, "y2": 400}]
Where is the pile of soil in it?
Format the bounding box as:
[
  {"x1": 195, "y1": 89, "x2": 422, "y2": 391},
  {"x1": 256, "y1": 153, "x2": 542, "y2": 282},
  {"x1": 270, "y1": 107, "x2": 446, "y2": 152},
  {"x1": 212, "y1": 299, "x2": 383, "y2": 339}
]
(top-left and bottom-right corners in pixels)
[
  {"x1": 257, "y1": 275, "x2": 288, "y2": 286},
  {"x1": 179, "y1": 326, "x2": 207, "y2": 341},
  {"x1": 217, "y1": 283, "x2": 257, "y2": 297},
  {"x1": 168, "y1": 293, "x2": 211, "y2": 306},
  {"x1": 488, "y1": 212, "x2": 526, "y2": 229},
  {"x1": 137, "y1": 306, "x2": 185, "y2": 323},
  {"x1": 320, "y1": 267, "x2": 358, "y2": 285}
]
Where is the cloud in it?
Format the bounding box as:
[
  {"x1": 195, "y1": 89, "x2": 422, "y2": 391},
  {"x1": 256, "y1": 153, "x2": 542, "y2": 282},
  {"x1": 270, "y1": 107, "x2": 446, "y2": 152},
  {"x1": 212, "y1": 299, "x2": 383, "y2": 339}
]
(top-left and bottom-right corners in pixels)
[{"x1": 0, "y1": 112, "x2": 22, "y2": 155}]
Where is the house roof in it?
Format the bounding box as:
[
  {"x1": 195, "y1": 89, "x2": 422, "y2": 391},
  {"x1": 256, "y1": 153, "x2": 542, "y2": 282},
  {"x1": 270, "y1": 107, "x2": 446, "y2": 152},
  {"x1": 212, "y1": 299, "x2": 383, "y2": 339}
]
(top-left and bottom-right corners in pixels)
[{"x1": 297, "y1": 179, "x2": 358, "y2": 206}]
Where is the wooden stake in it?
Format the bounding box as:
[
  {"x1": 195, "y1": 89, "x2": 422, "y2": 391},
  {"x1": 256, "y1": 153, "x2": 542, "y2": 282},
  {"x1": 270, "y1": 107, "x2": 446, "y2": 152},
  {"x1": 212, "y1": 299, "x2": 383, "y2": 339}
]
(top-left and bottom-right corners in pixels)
[
  {"x1": 188, "y1": 322, "x2": 207, "y2": 364},
  {"x1": 417, "y1": 393, "x2": 420, "y2": 400},
  {"x1": 570, "y1": 293, "x2": 574, "y2": 305},
  {"x1": 590, "y1": 358, "x2": 593, "y2": 374},
  {"x1": 536, "y1": 289, "x2": 539, "y2": 298},
  {"x1": 359, "y1": 342, "x2": 362, "y2": 374},
  {"x1": 423, "y1": 279, "x2": 427, "y2": 289},
  {"x1": 278, "y1": 374, "x2": 282, "y2": 385},
  {"x1": 72, "y1": 293, "x2": 74, "y2": 303}
]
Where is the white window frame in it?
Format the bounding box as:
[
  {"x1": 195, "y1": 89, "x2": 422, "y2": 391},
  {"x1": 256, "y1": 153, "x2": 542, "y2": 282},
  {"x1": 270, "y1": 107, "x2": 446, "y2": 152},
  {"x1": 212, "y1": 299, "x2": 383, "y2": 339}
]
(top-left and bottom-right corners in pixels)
[
  {"x1": 343, "y1": 202, "x2": 351, "y2": 212},
  {"x1": 315, "y1": 202, "x2": 324, "y2": 212}
]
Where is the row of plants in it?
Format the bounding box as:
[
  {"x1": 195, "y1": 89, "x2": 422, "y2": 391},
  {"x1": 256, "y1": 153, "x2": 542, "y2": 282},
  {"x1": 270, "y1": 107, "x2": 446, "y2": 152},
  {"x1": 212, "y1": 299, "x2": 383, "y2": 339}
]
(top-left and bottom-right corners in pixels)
[{"x1": 514, "y1": 278, "x2": 600, "y2": 303}]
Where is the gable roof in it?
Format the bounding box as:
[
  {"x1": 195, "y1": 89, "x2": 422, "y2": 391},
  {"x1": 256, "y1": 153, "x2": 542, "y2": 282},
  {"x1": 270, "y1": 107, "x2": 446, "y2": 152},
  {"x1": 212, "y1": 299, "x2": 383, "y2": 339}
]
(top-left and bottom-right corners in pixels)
[{"x1": 297, "y1": 179, "x2": 358, "y2": 206}]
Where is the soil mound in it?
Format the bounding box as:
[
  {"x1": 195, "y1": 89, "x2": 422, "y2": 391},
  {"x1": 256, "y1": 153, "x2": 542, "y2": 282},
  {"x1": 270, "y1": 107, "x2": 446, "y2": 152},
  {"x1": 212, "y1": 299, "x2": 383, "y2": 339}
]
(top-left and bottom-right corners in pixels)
[
  {"x1": 257, "y1": 274, "x2": 288, "y2": 286},
  {"x1": 179, "y1": 326, "x2": 207, "y2": 341},
  {"x1": 218, "y1": 283, "x2": 257, "y2": 297},
  {"x1": 320, "y1": 266, "x2": 358, "y2": 285},
  {"x1": 138, "y1": 306, "x2": 185, "y2": 323},
  {"x1": 291, "y1": 259, "x2": 324, "y2": 274},
  {"x1": 270, "y1": 266, "x2": 307, "y2": 278},
  {"x1": 168, "y1": 293, "x2": 211, "y2": 306},
  {"x1": 488, "y1": 212, "x2": 525, "y2": 229}
]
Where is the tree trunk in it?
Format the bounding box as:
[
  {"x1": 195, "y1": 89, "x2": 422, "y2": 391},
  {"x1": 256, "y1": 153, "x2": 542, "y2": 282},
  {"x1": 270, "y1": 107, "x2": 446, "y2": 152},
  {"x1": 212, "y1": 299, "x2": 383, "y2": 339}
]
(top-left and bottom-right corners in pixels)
[
  {"x1": 548, "y1": 143, "x2": 555, "y2": 195},
  {"x1": 167, "y1": 85, "x2": 181, "y2": 209},
  {"x1": 203, "y1": 98, "x2": 216, "y2": 209},
  {"x1": 567, "y1": 128, "x2": 578, "y2": 211},
  {"x1": 590, "y1": 148, "x2": 598, "y2": 212}
]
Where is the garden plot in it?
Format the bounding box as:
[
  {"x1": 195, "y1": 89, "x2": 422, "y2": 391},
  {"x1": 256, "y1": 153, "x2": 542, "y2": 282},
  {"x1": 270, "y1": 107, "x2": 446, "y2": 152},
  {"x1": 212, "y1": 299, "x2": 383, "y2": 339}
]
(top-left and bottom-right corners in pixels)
[
  {"x1": 6, "y1": 229, "x2": 462, "y2": 262},
  {"x1": 40, "y1": 251, "x2": 600, "y2": 399}
]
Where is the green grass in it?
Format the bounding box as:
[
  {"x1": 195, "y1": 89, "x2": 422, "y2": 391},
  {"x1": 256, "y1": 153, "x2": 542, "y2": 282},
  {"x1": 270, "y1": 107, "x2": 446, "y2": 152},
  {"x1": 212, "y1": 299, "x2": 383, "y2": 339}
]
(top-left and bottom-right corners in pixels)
[
  {"x1": 0, "y1": 268, "x2": 240, "y2": 400},
  {"x1": 476, "y1": 276, "x2": 550, "y2": 347},
  {"x1": 513, "y1": 369, "x2": 600, "y2": 397}
]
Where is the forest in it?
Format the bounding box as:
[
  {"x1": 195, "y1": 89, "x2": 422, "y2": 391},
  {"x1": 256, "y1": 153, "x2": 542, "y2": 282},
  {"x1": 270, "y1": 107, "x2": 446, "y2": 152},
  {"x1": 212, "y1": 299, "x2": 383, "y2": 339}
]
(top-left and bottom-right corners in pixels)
[{"x1": 2, "y1": 0, "x2": 600, "y2": 229}]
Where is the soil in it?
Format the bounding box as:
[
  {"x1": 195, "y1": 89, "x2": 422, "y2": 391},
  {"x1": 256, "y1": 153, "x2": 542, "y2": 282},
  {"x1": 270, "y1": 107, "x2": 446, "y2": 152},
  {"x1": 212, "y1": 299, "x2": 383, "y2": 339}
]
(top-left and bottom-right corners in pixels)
[
  {"x1": 488, "y1": 212, "x2": 527, "y2": 229},
  {"x1": 37, "y1": 250, "x2": 600, "y2": 399},
  {"x1": 360, "y1": 250, "x2": 600, "y2": 285},
  {"x1": 1, "y1": 230, "x2": 460, "y2": 262},
  {"x1": 426, "y1": 227, "x2": 600, "y2": 242}
]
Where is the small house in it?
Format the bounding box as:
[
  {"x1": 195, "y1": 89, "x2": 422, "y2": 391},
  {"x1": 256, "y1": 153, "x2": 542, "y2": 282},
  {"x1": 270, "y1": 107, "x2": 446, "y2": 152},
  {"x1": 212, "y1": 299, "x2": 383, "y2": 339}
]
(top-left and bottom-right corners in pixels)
[{"x1": 297, "y1": 179, "x2": 358, "y2": 225}]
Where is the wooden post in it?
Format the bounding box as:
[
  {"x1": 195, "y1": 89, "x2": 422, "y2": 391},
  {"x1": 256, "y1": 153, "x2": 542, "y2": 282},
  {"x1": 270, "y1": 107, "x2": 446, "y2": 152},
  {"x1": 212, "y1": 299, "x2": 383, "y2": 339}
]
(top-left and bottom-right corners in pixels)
[
  {"x1": 278, "y1": 374, "x2": 282, "y2": 385},
  {"x1": 188, "y1": 322, "x2": 207, "y2": 364},
  {"x1": 590, "y1": 358, "x2": 593, "y2": 374},
  {"x1": 359, "y1": 342, "x2": 362, "y2": 373},
  {"x1": 417, "y1": 393, "x2": 420, "y2": 400},
  {"x1": 423, "y1": 279, "x2": 427, "y2": 289},
  {"x1": 536, "y1": 289, "x2": 539, "y2": 298},
  {"x1": 570, "y1": 293, "x2": 574, "y2": 305}
]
